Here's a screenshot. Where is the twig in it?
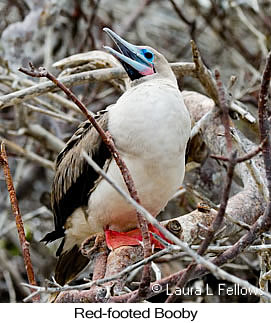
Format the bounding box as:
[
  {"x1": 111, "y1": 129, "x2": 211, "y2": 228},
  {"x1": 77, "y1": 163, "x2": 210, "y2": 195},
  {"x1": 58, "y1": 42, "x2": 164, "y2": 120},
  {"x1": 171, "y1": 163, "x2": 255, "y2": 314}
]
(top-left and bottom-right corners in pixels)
[
  {"x1": 230, "y1": 128, "x2": 269, "y2": 202},
  {"x1": 169, "y1": 0, "x2": 193, "y2": 26},
  {"x1": 210, "y1": 138, "x2": 265, "y2": 163},
  {"x1": 23, "y1": 102, "x2": 81, "y2": 124},
  {"x1": 230, "y1": 101, "x2": 256, "y2": 124},
  {"x1": 189, "y1": 42, "x2": 256, "y2": 128},
  {"x1": 191, "y1": 244, "x2": 271, "y2": 253},
  {"x1": 215, "y1": 69, "x2": 232, "y2": 152},
  {"x1": 3, "y1": 270, "x2": 16, "y2": 303},
  {"x1": 0, "y1": 206, "x2": 50, "y2": 238},
  {"x1": 0, "y1": 143, "x2": 39, "y2": 302},
  {"x1": 190, "y1": 40, "x2": 219, "y2": 104},
  {"x1": 25, "y1": 123, "x2": 65, "y2": 153},
  {"x1": 0, "y1": 136, "x2": 55, "y2": 170},
  {"x1": 258, "y1": 51, "x2": 271, "y2": 196},
  {"x1": 235, "y1": 6, "x2": 268, "y2": 57}
]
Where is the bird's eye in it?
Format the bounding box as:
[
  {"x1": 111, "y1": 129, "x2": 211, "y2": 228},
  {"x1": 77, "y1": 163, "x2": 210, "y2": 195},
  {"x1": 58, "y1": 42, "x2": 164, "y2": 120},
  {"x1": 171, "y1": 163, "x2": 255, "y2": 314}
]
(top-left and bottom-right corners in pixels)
[{"x1": 144, "y1": 51, "x2": 153, "y2": 60}]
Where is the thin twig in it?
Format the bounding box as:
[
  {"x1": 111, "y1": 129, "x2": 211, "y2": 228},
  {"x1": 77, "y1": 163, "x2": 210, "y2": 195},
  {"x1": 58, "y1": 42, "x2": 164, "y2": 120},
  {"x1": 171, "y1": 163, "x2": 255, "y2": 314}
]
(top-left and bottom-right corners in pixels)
[
  {"x1": 258, "y1": 51, "x2": 271, "y2": 196},
  {"x1": 0, "y1": 136, "x2": 55, "y2": 170},
  {"x1": 210, "y1": 138, "x2": 265, "y2": 163},
  {"x1": 0, "y1": 143, "x2": 39, "y2": 302},
  {"x1": 215, "y1": 69, "x2": 232, "y2": 152},
  {"x1": 23, "y1": 102, "x2": 81, "y2": 124},
  {"x1": 190, "y1": 40, "x2": 219, "y2": 104},
  {"x1": 0, "y1": 206, "x2": 50, "y2": 238}
]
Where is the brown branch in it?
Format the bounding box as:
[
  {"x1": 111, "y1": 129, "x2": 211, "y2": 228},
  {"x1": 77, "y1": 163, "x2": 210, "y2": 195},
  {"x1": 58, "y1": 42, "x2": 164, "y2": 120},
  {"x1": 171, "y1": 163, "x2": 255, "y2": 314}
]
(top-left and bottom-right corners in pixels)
[
  {"x1": 190, "y1": 40, "x2": 219, "y2": 104},
  {"x1": 18, "y1": 63, "x2": 152, "y2": 299},
  {"x1": 127, "y1": 262, "x2": 152, "y2": 302},
  {"x1": 214, "y1": 69, "x2": 232, "y2": 152},
  {"x1": 210, "y1": 138, "x2": 265, "y2": 163},
  {"x1": 258, "y1": 51, "x2": 271, "y2": 195},
  {"x1": 0, "y1": 143, "x2": 39, "y2": 302}
]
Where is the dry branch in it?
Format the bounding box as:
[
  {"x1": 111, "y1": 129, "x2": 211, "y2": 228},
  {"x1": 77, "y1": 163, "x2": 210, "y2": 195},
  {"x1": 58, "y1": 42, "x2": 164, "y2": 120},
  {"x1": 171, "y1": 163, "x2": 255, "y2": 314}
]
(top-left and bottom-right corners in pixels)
[
  {"x1": 0, "y1": 143, "x2": 39, "y2": 302},
  {"x1": 0, "y1": 64, "x2": 194, "y2": 109},
  {"x1": 0, "y1": 136, "x2": 55, "y2": 170}
]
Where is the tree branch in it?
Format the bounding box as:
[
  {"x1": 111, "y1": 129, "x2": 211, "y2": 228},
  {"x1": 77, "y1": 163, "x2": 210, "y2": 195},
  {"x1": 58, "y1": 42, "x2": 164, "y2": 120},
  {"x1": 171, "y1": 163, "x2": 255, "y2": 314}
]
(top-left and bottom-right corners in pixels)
[{"x1": 0, "y1": 143, "x2": 39, "y2": 302}]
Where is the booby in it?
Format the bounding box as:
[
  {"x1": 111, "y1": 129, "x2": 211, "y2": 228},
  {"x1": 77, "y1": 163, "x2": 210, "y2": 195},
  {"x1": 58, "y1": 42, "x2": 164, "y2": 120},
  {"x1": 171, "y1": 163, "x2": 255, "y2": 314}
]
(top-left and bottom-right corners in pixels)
[{"x1": 42, "y1": 28, "x2": 191, "y2": 285}]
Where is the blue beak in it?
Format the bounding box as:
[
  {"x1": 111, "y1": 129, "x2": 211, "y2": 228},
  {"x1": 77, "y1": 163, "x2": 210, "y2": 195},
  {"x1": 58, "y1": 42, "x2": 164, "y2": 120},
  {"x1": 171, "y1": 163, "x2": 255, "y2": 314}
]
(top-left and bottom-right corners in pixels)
[{"x1": 103, "y1": 28, "x2": 154, "y2": 81}]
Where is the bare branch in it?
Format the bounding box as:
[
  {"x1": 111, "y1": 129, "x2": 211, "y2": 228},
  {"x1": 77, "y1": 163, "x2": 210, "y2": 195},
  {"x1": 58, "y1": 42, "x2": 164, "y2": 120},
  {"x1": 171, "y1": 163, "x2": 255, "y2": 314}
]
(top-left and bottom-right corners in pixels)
[
  {"x1": 0, "y1": 137, "x2": 55, "y2": 170},
  {"x1": 0, "y1": 143, "x2": 39, "y2": 302}
]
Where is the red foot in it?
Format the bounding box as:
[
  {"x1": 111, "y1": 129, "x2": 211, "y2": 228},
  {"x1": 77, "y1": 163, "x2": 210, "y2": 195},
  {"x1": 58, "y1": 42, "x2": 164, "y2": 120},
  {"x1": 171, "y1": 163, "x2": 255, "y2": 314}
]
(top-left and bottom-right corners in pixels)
[{"x1": 105, "y1": 224, "x2": 172, "y2": 250}]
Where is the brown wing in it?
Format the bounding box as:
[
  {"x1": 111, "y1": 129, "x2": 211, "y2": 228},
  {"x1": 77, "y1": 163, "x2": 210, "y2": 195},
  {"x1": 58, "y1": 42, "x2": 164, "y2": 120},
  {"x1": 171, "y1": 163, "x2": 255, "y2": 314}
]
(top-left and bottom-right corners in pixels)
[{"x1": 41, "y1": 110, "x2": 111, "y2": 254}]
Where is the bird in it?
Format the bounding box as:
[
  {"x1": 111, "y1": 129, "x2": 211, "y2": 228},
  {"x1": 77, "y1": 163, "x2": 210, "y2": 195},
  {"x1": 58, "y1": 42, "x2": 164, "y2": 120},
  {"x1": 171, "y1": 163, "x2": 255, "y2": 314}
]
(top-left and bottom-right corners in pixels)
[{"x1": 42, "y1": 28, "x2": 191, "y2": 285}]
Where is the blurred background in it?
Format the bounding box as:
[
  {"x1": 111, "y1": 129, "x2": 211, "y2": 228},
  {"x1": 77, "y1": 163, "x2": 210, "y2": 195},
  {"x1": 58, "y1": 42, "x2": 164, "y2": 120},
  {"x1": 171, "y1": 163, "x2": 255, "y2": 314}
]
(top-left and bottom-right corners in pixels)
[{"x1": 0, "y1": 0, "x2": 270, "y2": 302}]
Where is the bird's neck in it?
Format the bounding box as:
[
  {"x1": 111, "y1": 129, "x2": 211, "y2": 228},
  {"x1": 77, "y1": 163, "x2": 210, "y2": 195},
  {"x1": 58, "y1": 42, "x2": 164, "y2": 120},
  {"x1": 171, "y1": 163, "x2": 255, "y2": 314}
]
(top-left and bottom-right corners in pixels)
[{"x1": 131, "y1": 72, "x2": 177, "y2": 88}]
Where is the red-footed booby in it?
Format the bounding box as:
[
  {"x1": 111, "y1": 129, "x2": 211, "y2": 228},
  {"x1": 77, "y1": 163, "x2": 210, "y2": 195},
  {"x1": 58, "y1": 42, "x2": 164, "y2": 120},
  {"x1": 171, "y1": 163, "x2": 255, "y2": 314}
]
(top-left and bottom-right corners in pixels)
[{"x1": 42, "y1": 28, "x2": 191, "y2": 285}]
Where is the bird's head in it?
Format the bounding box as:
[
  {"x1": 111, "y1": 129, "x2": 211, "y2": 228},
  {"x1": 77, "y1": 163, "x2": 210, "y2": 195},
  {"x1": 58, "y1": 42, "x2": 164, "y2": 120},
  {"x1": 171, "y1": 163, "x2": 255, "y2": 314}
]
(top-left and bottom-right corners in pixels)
[{"x1": 103, "y1": 28, "x2": 173, "y2": 82}]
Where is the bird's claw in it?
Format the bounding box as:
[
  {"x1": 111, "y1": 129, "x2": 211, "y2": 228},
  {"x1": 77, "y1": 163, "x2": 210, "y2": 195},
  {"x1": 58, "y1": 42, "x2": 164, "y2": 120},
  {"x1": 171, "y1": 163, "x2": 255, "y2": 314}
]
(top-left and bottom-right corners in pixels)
[{"x1": 80, "y1": 232, "x2": 107, "y2": 259}]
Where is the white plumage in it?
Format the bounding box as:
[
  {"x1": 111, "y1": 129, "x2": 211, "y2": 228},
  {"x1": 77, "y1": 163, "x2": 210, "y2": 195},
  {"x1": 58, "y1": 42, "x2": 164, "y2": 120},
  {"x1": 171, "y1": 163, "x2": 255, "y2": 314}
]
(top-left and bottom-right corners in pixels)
[{"x1": 63, "y1": 56, "x2": 191, "y2": 252}]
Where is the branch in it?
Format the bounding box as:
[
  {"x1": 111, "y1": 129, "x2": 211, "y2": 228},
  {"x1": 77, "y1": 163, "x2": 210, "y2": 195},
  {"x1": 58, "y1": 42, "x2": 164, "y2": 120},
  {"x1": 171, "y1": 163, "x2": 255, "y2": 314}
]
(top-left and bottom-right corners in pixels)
[
  {"x1": 189, "y1": 40, "x2": 256, "y2": 125},
  {"x1": 0, "y1": 63, "x2": 194, "y2": 110},
  {"x1": 190, "y1": 40, "x2": 219, "y2": 104},
  {"x1": 0, "y1": 136, "x2": 55, "y2": 170},
  {"x1": 0, "y1": 143, "x2": 39, "y2": 302},
  {"x1": 258, "y1": 51, "x2": 271, "y2": 196}
]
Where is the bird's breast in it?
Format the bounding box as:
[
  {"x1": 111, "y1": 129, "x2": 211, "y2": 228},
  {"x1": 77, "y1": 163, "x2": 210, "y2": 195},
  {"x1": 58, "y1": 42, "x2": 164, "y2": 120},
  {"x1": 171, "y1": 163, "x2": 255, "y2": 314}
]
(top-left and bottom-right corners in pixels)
[
  {"x1": 108, "y1": 81, "x2": 190, "y2": 159},
  {"x1": 85, "y1": 81, "x2": 191, "y2": 233}
]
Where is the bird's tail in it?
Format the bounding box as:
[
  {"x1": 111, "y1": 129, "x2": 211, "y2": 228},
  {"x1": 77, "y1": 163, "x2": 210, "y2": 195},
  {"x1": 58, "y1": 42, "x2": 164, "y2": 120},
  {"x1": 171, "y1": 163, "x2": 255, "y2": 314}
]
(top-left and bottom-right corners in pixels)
[
  {"x1": 49, "y1": 245, "x2": 90, "y2": 302},
  {"x1": 55, "y1": 244, "x2": 90, "y2": 285}
]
